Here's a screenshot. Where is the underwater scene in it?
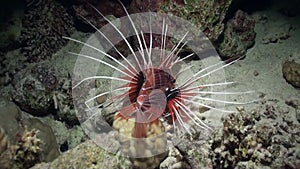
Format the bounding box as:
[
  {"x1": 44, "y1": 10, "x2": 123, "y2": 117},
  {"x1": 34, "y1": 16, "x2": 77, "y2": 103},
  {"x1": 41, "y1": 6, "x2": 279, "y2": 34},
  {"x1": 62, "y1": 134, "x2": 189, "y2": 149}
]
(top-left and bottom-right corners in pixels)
[{"x1": 0, "y1": 0, "x2": 299, "y2": 168}]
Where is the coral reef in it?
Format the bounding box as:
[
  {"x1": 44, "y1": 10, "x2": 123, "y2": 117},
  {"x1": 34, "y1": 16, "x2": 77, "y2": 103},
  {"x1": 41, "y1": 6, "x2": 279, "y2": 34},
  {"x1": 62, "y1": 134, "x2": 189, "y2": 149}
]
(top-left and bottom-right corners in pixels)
[
  {"x1": 175, "y1": 134, "x2": 213, "y2": 169},
  {"x1": 218, "y1": 10, "x2": 256, "y2": 59},
  {"x1": 210, "y1": 105, "x2": 300, "y2": 169},
  {"x1": 131, "y1": 0, "x2": 233, "y2": 41},
  {"x1": 20, "y1": 0, "x2": 74, "y2": 62},
  {"x1": 282, "y1": 60, "x2": 300, "y2": 88}
]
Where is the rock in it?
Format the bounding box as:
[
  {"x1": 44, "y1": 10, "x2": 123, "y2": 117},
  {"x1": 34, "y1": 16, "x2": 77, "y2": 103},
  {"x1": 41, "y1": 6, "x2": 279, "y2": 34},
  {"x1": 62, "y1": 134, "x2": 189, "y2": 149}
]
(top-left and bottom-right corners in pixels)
[
  {"x1": 30, "y1": 140, "x2": 121, "y2": 169},
  {"x1": 0, "y1": 50, "x2": 27, "y2": 88},
  {"x1": 0, "y1": 97, "x2": 60, "y2": 164},
  {"x1": 160, "y1": 146, "x2": 190, "y2": 169},
  {"x1": 11, "y1": 63, "x2": 57, "y2": 116},
  {"x1": 0, "y1": 1, "x2": 23, "y2": 52},
  {"x1": 262, "y1": 24, "x2": 292, "y2": 44},
  {"x1": 71, "y1": 0, "x2": 126, "y2": 32},
  {"x1": 131, "y1": 0, "x2": 232, "y2": 42},
  {"x1": 218, "y1": 10, "x2": 256, "y2": 59},
  {"x1": 0, "y1": 97, "x2": 22, "y2": 143},
  {"x1": 282, "y1": 60, "x2": 300, "y2": 88},
  {"x1": 285, "y1": 98, "x2": 300, "y2": 109}
]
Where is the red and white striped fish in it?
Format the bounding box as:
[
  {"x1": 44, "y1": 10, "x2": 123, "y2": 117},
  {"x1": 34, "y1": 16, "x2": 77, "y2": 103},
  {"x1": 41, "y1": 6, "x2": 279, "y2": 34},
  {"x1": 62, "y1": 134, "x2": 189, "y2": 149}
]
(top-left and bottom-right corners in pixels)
[{"x1": 65, "y1": 1, "x2": 257, "y2": 158}]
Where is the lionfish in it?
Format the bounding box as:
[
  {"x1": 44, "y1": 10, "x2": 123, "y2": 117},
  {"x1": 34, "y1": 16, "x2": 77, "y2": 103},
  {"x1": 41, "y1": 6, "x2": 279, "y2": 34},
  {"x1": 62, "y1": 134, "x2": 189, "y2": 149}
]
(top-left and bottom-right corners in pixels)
[{"x1": 64, "y1": 1, "x2": 256, "y2": 159}]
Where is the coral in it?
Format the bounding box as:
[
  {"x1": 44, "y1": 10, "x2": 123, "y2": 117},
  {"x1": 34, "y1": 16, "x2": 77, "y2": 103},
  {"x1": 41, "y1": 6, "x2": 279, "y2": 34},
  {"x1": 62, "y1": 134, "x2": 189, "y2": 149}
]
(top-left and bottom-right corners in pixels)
[
  {"x1": 12, "y1": 126, "x2": 43, "y2": 169},
  {"x1": 210, "y1": 105, "x2": 300, "y2": 169},
  {"x1": 0, "y1": 126, "x2": 44, "y2": 169},
  {"x1": 20, "y1": 0, "x2": 74, "y2": 62},
  {"x1": 282, "y1": 60, "x2": 300, "y2": 88},
  {"x1": 131, "y1": 0, "x2": 233, "y2": 42},
  {"x1": 23, "y1": 118, "x2": 60, "y2": 162},
  {"x1": 218, "y1": 10, "x2": 256, "y2": 59}
]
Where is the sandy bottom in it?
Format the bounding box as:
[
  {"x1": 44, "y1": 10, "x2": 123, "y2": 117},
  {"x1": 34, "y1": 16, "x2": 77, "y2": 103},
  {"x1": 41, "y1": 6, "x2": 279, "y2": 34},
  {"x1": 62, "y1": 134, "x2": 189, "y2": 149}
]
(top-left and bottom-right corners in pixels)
[{"x1": 202, "y1": 5, "x2": 300, "y2": 127}]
